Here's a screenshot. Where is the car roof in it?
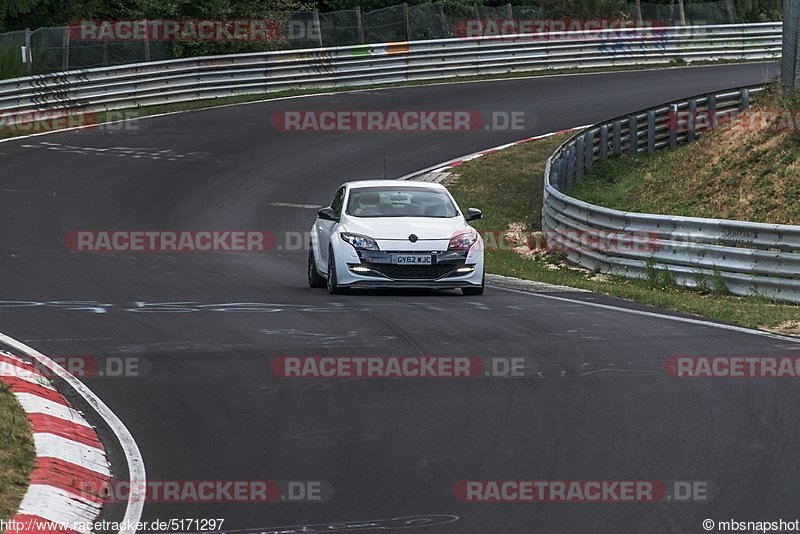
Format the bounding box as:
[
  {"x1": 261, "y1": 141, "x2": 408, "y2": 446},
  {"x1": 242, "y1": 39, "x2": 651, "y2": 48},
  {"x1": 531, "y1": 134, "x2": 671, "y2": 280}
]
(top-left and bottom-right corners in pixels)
[{"x1": 342, "y1": 180, "x2": 447, "y2": 191}]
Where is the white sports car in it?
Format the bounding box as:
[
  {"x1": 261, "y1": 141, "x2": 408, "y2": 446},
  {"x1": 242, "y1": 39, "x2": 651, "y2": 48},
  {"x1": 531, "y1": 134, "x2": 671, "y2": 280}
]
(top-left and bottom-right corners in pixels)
[{"x1": 308, "y1": 180, "x2": 485, "y2": 295}]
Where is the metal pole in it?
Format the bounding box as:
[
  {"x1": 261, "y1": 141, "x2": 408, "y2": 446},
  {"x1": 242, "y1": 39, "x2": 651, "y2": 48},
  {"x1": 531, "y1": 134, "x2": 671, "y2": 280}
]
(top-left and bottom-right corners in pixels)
[
  {"x1": 144, "y1": 20, "x2": 151, "y2": 62},
  {"x1": 403, "y1": 3, "x2": 411, "y2": 41},
  {"x1": 355, "y1": 7, "x2": 365, "y2": 44},
  {"x1": 687, "y1": 99, "x2": 697, "y2": 142},
  {"x1": 24, "y1": 28, "x2": 32, "y2": 75},
  {"x1": 668, "y1": 104, "x2": 678, "y2": 149},
  {"x1": 62, "y1": 26, "x2": 70, "y2": 71},
  {"x1": 629, "y1": 115, "x2": 638, "y2": 155},
  {"x1": 612, "y1": 120, "x2": 621, "y2": 154},
  {"x1": 437, "y1": 4, "x2": 449, "y2": 38},
  {"x1": 312, "y1": 10, "x2": 323, "y2": 47},
  {"x1": 647, "y1": 110, "x2": 656, "y2": 154},
  {"x1": 599, "y1": 124, "x2": 608, "y2": 160}
]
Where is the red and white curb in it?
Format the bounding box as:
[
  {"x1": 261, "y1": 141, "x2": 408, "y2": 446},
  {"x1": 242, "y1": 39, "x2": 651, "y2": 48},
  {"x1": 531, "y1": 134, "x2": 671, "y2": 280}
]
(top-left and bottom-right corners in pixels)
[
  {"x1": 401, "y1": 125, "x2": 589, "y2": 183},
  {"x1": 0, "y1": 351, "x2": 110, "y2": 533}
]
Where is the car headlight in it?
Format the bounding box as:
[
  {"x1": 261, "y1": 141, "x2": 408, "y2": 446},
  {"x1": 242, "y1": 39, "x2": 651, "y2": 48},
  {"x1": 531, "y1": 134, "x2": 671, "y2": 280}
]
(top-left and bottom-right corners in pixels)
[
  {"x1": 448, "y1": 229, "x2": 477, "y2": 251},
  {"x1": 340, "y1": 232, "x2": 380, "y2": 251}
]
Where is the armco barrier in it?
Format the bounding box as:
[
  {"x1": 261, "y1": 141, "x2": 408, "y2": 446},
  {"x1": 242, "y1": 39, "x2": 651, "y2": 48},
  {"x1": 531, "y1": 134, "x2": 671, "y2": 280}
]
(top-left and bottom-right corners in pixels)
[
  {"x1": 543, "y1": 85, "x2": 800, "y2": 303},
  {"x1": 0, "y1": 23, "x2": 782, "y2": 115}
]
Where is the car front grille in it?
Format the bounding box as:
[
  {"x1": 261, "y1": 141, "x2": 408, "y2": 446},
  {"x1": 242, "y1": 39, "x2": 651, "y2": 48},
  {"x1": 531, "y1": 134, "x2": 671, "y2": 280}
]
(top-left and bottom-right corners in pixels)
[{"x1": 365, "y1": 263, "x2": 461, "y2": 280}]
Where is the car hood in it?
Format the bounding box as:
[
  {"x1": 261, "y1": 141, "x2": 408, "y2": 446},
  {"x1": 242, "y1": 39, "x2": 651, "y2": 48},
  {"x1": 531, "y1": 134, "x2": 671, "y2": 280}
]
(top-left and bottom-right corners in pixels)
[{"x1": 342, "y1": 217, "x2": 469, "y2": 240}]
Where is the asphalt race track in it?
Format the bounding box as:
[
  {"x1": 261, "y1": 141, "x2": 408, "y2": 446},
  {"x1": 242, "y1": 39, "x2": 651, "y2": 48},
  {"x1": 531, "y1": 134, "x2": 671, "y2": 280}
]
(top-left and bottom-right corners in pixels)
[{"x1": 1, "y1": 62, "x2": 797, "y2": 533}]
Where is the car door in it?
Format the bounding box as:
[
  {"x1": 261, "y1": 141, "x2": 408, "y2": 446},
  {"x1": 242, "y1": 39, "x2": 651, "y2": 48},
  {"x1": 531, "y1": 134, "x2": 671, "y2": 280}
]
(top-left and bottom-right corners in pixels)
[{"x1": 318, "y1": 186, "x2": 345, "y2": 268}]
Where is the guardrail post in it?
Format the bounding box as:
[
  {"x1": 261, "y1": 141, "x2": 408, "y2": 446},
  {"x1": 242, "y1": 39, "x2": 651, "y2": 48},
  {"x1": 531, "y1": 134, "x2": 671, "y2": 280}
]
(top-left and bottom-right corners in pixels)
[
  {"x1": 565, "y1": 147, "x2": 575, "y2": 190},
  {"x1": 556, "y1": 159, "x2": 566, "y2": 191},
  {"x1": 668, "y1": 104, "x2": 678, "y2": 149},
  {"x1": 687, "y1": 99, "x2": 697, "y2": 142},
  {"x1": 585, "y1": 130, "x2": 595, "y2": 171},
  {"x1": 62, "y1": 26, "x2": 70, "y2": 71},
  {"x1": 647, "y1": 110, "x2": 656, "y2": 154},
  {"x1": 740, "y1": 88, "x2": 750, "y2": 110},
  {"x1": 575, "y1": 136, "x2": 585, "y2": 180},
  {"x1": 599, "y1": 124, "x2": 608, "y2": 160},
  {"x1": 612, "y1": 121, "x2": 621, "y2": 155},
  {"x1": 707, "y1": 95, "x2": 716, "y2": 129},
  {"x1": 629, "y1": 115, "x2": 638, "y2": 155}
]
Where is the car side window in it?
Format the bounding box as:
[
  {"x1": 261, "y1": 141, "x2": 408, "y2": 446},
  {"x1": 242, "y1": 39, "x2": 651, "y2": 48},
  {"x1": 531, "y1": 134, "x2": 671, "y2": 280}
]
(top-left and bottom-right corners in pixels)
[{"x1": 330, "y1": 188, "x2": 345, "y2": 217}]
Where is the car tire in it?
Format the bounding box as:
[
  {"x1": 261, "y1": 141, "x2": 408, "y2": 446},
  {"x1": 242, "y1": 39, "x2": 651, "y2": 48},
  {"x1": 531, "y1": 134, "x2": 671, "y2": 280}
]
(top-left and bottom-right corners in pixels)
[
  {"x1": 327, "y1": 248, "x2": 347, "y2": 294},
  {"x1": 308, "y1": 247, "x2": 326, "y2": 288},
  {"x1": 461, "y1": 273, "x2": 485, "y2": 296}
]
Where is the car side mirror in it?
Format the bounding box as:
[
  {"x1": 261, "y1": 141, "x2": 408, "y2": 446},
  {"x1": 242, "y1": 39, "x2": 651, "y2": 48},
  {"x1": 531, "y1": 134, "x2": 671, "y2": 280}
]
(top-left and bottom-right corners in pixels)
[
  {"x1": 466, "y1": 208, "x2": 482, "y2": 221},
  {"x1": 317, "y1": 207, "x2": 339, "y2": 222}
]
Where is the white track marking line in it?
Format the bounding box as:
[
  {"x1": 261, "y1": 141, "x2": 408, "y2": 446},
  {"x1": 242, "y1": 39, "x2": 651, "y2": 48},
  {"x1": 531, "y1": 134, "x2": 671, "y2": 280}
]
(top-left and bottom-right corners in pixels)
[
  {"x1": 491, "y1": 285, "x2": 800, "y2": 344},
  {"x1": 0, "y1": 332, "x2": 146, "y2": 534}
]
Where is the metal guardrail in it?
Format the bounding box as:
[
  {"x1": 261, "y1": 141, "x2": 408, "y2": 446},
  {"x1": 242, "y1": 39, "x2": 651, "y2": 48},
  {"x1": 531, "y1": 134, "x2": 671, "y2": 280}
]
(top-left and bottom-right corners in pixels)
[
  {"x1": 543, "y1": 85, "x2": 800, "y2": 303},
  {"x1": 0, "y1": 22, "x2": 782, "y2": 115}
]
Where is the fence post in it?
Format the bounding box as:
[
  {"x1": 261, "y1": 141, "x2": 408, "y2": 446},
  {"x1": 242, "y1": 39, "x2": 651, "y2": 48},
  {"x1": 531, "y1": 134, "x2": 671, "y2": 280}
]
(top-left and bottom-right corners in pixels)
[
  {"x1": 62, "y1": 26, "x2": 70, "y2": 71},
  {"x1": 688, "y1": 98, "x2": 697, "y2": 142},
  {"x1": 557, "y1": 158, "x2": 566, "y2": 191},
  {"x1": 599, "y1": 124, "x2": 608, "y2": 160},
  {"x1": 575, "y1": 136, "x2": 585, "y2": 180},
  {"x1": 612, "y1": 120, "x2": 621, "y2": 154},
  {"x1": 668, "y1": 104, "x2": 678, "y2": 148},
  {"x1": 403, "y1": 3, "x2": 411, "y2": 40},
  {"x1": 585, "y1": 131, "x2": 595, "y2": 171},
  {"x1": 437, "y1": 4, "x2": 449, "y2": 38},
  {"x1": 24, "y1": 28, "x2": 32, "y2": 74},
  {"x1": 647, "y1": 110, "x2": 655, "y2": 154},
  {"x1": 144, "y1": 20, "x2": 151, "y2": 62},
  {"x1": 629, "y1": 115, "x2": 638, "y2": 155},
  {"x1": 355, "y1": 7, "x2": 365, "y2": 44},
  {"x1": 313, "y1": 10, "x2": 324, "y2": 47}
]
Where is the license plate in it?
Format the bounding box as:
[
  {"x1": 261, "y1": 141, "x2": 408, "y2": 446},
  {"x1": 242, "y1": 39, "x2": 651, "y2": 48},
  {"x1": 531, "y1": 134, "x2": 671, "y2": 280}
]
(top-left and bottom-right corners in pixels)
[{"x1": 392, "y1": 254, "x2": 432, "y2": 265}]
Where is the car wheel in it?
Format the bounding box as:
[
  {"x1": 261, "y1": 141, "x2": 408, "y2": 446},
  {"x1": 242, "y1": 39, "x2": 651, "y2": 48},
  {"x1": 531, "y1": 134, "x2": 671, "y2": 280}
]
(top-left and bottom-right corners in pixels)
[
  {"x1": 462, "y1": 273, "x2": 485, "y2": 296},
  {"x1": 308, "y1": 247, "x2": 326, "y2": 288},
  {"x1": 327, "y1": 248, "x2": 347, "y2": 294}
]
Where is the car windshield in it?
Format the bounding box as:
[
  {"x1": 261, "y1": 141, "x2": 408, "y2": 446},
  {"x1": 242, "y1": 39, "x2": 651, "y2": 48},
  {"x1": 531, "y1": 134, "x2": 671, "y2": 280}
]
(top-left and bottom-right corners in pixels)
[{"x1": 346, "y1": 186, "x2": 458, "y2": 218}]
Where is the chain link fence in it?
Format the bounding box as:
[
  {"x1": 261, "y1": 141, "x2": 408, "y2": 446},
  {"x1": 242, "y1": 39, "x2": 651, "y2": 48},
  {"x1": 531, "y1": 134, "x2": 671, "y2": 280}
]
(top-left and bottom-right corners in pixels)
[{"x1": 0, "y1": 1, "x2": 752, "y2": 77}]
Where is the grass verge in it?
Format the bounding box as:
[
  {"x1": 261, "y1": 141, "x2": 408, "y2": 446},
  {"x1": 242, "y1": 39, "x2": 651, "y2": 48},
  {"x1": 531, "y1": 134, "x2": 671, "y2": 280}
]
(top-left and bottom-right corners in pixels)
[
  {"x1": 0, "y1": 381, "x2": 35, "y2": 520},
  {"x1": 569, "y1": 84, "x2": 800, "y2": 225},
  {"x1": 445, "y1": 133, "x2": 800, "y2": 334}
]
